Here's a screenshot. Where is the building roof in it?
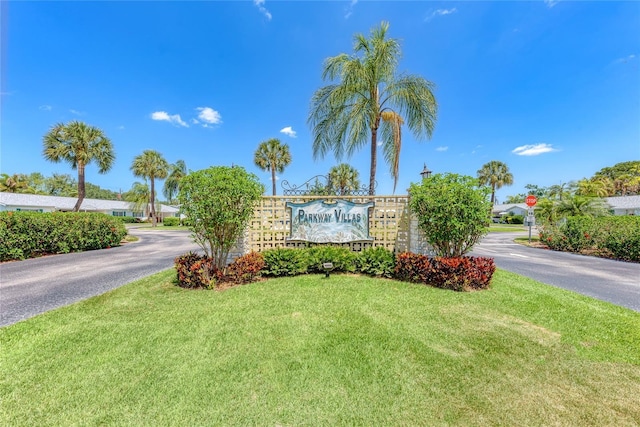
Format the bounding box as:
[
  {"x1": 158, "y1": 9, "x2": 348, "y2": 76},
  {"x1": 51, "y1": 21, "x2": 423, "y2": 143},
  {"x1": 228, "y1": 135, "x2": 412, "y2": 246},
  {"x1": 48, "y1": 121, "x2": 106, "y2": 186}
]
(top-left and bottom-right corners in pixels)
[
  {"x1": 605, "y1": 195, "x2": 640, "y2": 210},
  {"x1": 491, "y1": 203, "x2": 528, "y2": 214},
  {"x1": 0, "y1": 192, "x2": 179, "y2": 213}
]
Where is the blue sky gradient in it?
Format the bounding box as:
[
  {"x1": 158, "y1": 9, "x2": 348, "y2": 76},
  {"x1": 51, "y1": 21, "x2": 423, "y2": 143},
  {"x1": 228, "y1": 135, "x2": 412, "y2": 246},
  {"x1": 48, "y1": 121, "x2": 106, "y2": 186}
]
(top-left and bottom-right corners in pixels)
[{"x1": 2, "y1": 0, "x2": 638, "y2": 201}]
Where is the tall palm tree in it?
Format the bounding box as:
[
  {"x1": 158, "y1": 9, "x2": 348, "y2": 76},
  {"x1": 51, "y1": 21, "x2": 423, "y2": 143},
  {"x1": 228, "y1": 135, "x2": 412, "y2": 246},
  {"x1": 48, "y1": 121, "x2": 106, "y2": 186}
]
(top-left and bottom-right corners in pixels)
[
  {"x1": 477, "y1": 161, "x2": 514, "y2": 205},
  {"x1": 309, "y1": 21, "x2": 438, "y2": 195},
  {"x1": 43, "y1": 121, "x2": 114, "y2": 211},
  {"x1": 163, "y1": 160, "x2": 187, "y2": 204},
  {"x1": 130, "y1": 150, "x2": 169, "y2": 226},
  {"x1": 254, "y1": 138, "x2": 292, "y2": 196},
  {"x1": 328, "y1": 163, "x2": 361, "y2": 196}
]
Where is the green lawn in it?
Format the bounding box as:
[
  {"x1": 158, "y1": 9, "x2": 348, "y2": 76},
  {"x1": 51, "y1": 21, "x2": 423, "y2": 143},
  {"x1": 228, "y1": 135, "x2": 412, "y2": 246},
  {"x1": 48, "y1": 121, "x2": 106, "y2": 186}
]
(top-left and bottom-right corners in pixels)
[
  {"x1": 1, "y1": 271, "x2": 639, "y2": 426},
  {"x1": 489, "y1": 223, "x2": 528, "y2": 232}
]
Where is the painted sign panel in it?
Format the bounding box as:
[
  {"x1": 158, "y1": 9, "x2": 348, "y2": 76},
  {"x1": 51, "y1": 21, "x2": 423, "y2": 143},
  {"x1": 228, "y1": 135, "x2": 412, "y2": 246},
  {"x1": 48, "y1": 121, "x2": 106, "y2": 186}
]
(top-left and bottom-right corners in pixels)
[{"x1": 286, "y1": 199, "x2": 374, "y2": 243}]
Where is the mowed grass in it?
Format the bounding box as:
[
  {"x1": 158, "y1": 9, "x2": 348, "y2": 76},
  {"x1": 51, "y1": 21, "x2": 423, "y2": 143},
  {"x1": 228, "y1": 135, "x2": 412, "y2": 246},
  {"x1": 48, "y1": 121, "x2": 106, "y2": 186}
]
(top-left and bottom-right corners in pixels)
[{"x1": 1, "y1": 271, "x2": 639, "y2": 426}]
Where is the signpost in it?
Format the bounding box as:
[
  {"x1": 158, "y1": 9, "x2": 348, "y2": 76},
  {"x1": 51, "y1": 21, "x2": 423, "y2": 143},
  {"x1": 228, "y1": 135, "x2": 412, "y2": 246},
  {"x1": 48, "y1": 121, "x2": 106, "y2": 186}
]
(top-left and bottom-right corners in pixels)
[{"x1": 525, "y1": 195, "x2": 537, "y2": 243}]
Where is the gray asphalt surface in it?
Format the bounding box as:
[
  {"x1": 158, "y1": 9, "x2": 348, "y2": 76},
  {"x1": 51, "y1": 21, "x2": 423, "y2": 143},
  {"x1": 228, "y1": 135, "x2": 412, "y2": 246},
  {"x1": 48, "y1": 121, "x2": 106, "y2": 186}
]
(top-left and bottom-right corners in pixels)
[
  {"x1": 0, "y1": 228, "x2": 200, "y2": 327},
  {"x1": 470, "y1": 230, "x2": 640, "y2": 312}
]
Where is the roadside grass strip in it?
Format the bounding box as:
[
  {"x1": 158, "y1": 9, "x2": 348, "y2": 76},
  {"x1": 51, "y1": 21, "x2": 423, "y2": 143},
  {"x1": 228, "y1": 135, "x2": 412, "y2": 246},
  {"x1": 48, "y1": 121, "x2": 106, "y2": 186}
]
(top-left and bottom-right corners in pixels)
[{"x1": 1, "y1": 270, "x2": 638, "y2": 426}]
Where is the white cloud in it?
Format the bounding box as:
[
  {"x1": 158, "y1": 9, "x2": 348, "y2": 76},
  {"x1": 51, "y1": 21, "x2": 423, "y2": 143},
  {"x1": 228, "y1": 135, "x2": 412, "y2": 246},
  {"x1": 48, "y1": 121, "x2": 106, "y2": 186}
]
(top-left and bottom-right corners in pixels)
[
  {"x1": 614, "y1": 54, "x2": 636, "y2": 64},
  {"x1": 436, "y1": 146, "x2": 448, "y2": 152},
  {"x1": 512, "y1": 143, "x2": 557, "y2": 156},
  {"x1": 150, "y1": 111, "x2": 188, "y2": 127},
  {"x1": 196, "y1": 107, "x2": 222, "y2": 126},
  {"x1": 39, "y1": 105, "x2": 52, "y2": 111},
  {"x1": 70, "y1": 109, "x2": 85, "y2": 115},
  {"x1": 117, "y1": 125, "x2": 125, "y2": 130},
  {"x1": 280, "y1": 126, "x2": 297, "y2": 138},
  {"x1": 544, "y1": 0, "x2": 559, "y2": 8},
  {"x1": 254, "y1": 0, "x2": 272, "y2": 20},
  {"x1": 345, "y1": 0, "x2": 358, "y2": 19},
  {"x1": 425, "y1": 8, "x2": 457, "y2": 22}
]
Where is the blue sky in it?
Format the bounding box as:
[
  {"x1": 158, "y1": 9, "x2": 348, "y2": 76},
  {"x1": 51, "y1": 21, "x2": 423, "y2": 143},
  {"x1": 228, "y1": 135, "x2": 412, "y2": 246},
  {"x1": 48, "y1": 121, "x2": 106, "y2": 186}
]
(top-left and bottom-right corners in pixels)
[{"x1": 2, "y1": 0, "x2": 638, "y2": 202}]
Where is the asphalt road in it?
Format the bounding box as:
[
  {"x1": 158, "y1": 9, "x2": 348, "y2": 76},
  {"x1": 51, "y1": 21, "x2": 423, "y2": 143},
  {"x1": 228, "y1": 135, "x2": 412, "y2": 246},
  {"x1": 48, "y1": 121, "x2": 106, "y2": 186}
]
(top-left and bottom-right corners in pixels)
[
  {"x1": 0, "y1": 228, "x2": 200, "y2": 327},
  {"x1": 470, "y1": 231, "x2": 640, "y2": 312}
]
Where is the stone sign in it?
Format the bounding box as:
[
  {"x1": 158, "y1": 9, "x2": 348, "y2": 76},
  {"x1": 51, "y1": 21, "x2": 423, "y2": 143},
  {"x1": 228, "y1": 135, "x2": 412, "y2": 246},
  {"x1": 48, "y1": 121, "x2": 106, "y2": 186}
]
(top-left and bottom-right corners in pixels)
[{"x1": 286, "y1": 199, "x2": 374, "y2": 243}]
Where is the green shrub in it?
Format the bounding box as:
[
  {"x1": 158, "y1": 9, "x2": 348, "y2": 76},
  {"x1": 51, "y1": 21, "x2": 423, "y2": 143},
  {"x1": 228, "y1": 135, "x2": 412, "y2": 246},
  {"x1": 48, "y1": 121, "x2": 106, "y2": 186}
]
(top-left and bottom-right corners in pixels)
[
  {"x1": 117, "y1": 216, "x2": 141, "y2": 223},
  {"x1": 262, "y1": 248, "x2": 308, "y2": 277},
  {"x1": 539, "y1": 216, "x2": 639, "y2": 262},
  {"x1": 356, "y1": 246, "x2": 396, "y2": 278},
  {"x1": 163, "y1": 217, "x2": 180, "y2": 226},
  {"x1": 600, "y1": 216, "x2": 640, "y2": 262},
  {"x1": 505, "y1": 214, "x2": 524, "y2": 225},
  {"x1": 0, "y1": 211, "x2": 127, "y2": 261},
  {"x1": 409, "y1": 173, "x2": 491, "y2": 257},
  {"x1": 305, "y1": 246, "x2": 357, "y2": 274}
]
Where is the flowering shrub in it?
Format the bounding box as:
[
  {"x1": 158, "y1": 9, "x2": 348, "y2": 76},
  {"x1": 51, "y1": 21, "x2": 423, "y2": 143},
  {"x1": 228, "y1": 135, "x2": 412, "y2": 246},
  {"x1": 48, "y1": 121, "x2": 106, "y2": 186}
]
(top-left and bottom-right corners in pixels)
[{"x1": 539, "y1": 216, "x2": 639, "y2": 262}]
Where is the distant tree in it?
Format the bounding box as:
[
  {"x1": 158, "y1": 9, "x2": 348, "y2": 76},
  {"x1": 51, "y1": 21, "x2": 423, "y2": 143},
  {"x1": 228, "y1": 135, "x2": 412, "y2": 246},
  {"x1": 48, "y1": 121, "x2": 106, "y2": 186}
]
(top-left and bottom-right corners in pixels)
[
  {"x1": 556, "y1": 195, "x2": 611, "y2": 218},
  {"x1": 26, "y1": 172, "x2": 47, "y2": 194},
  {"x1": 504, "y1": 194, "x2": 526, "y2": 204},
  {"x1": 45, "y1": 173, "x2": 77, "y2": 197},
  {"x1": 593, "y1": 161, "x2": 640, "y2": 196},
  {"x1": 163, "y1": 160, "x2": 187, "y2": 204},
  {"x1": 178, "y1": 166, "x2": 264, "y2": 269},
  {"x1": 409, "y1": 173, "x2": 491, "y2": 257},
  {"x1": 548, "y1": 182, "x2": 575, "y2": 201},
  {"x1": 524, "y1": 184, "x2": 548, "y2": 198},
  {"x1": 42, "y1": 121, "x2": 115, "y2": 211},
  {"x1": 309, "y1": 21, "x2": 437, "y2": 195},
  {"x1": 534, "y1": 198, "x2": 558, "y2": 225},
  {"x1": 254, "y1": 138, "x2": 291, "y2": 196},
  {"x1": 0, "y1": 173, "x2": 31, "y2": 193},
  {"x1": 477, "y1": 161, "x2": 514, "y2": 205},
  {"x1": 123, "y1": 181, "x2": 153, "y2": 217},
  {"x1": 84, "y1": 183, "x2": 120, "y2": 200},
  {"x1": 576, "y1": 177, "x2": 613, "y2": 198},
  {"x1": 130, "y1": 150, "x2": 169, "y2": 227},
  {"x1": 328, "y1": 163, "x2": 361, "y2": 196},
  {"x1": 307, "y1": 178, "x2": 330, "y2": 196}
]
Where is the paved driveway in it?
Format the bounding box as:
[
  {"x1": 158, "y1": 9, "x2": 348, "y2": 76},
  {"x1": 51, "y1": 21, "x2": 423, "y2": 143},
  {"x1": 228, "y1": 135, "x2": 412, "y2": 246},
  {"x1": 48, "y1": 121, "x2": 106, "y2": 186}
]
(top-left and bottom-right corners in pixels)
[
  {"x1": 470, "y1": 231, "x2": 640, "y2": 312},
  {"x1": 0, "y1": 228, "x2": 200, "y2": 327}
]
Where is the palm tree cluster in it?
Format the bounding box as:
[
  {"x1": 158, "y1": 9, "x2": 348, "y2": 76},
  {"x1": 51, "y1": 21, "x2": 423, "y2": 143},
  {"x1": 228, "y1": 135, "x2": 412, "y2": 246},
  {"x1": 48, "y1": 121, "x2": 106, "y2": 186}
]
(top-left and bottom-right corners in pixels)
[{"x1": 309, "y1": 21, "x2": 438, "y2": 195}]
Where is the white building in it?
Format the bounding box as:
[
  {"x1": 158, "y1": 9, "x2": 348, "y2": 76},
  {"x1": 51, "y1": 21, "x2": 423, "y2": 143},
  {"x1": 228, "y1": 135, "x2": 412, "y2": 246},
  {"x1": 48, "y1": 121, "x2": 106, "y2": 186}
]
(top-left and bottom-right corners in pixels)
[
  {"x1": 0, "y1": 192, "x2": 180, "y2": 221},
  {"x1": 605, "y1": 195, "x2": 640, "y2": 216}
]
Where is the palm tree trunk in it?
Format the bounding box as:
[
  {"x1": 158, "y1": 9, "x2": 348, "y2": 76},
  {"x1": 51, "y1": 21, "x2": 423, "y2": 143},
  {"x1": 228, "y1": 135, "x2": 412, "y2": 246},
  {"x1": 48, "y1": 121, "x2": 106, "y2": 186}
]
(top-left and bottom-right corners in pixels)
[
  {"x1": 271, "y1": 166, "x2": 276, "y2": 196},
  {"x1": 73, "y1": 163, "x2": 86, "y2": 212},
  {"x1": 150, "y1": 177, "x2": 157, "y2": 227},
  {"x1": 490, "y1": 184, "x2": 496, "y2": 205},
  {"x1": 369, "y1": 116, "x2": 381, "y2": 196}
]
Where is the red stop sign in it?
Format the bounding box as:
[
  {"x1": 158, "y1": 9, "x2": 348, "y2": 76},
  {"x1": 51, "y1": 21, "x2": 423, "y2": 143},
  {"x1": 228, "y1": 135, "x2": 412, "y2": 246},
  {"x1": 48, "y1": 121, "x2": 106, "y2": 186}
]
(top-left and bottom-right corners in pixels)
[{"x1": 525, "y1": 195, "x2": 537, "y2": 207}]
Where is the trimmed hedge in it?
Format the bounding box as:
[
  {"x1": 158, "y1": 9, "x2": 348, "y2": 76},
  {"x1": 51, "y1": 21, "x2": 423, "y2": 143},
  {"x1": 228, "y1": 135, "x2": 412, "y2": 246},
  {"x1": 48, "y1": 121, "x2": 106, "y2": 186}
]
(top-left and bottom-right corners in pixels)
[
  {"x1": 176, "y1": 245, "x2": 496, "y2": 292},
  {"x1": 163, "y1": 217, "x2": 180, "y2": 226},
  {"x1": 0, "y1": 211, "x2": 127, "y2": 261}
]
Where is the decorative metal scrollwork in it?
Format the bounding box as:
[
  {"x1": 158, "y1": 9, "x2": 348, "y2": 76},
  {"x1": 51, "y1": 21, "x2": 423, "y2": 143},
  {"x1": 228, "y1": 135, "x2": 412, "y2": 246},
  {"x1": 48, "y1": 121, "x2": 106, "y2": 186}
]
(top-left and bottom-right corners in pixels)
[{"x1": 281, "y1": 175, "x2": 375, "y2": 196}]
